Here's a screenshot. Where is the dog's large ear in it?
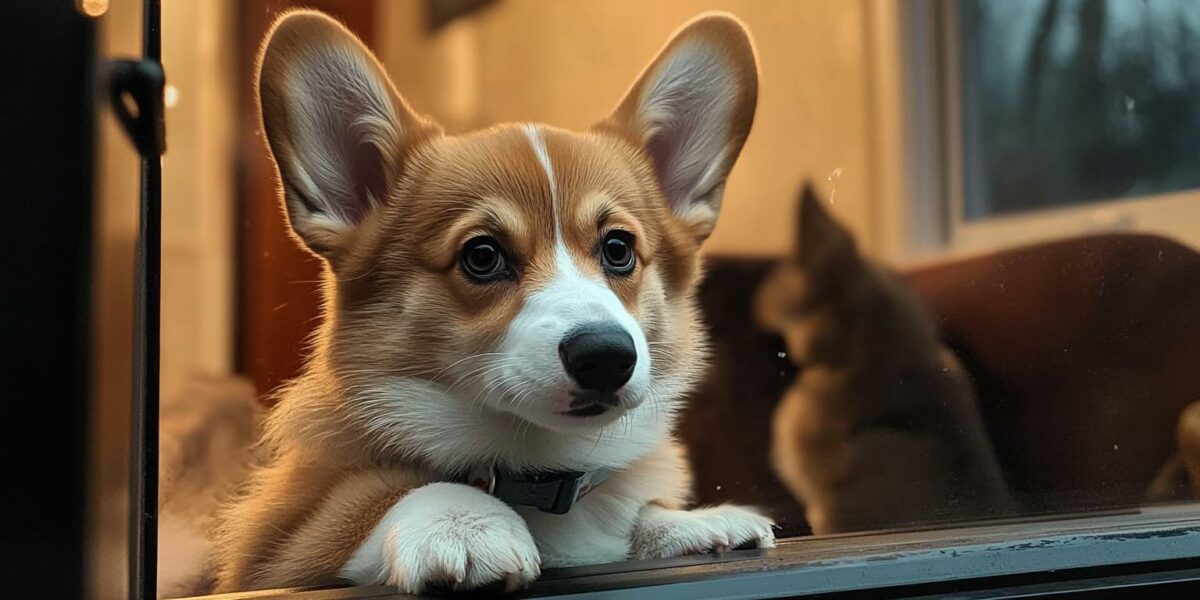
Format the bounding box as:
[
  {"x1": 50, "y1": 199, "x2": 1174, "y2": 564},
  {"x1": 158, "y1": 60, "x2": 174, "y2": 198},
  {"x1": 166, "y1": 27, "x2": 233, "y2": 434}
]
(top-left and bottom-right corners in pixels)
[
  {"x1": 600, "y1": 13, "x2": 759, "y2": 243},
  {"x1": 795, "y1": 182, "x2": 857, "y2": 271},
  {"x1": 257, "y1": 11, "x2": 438, "y2": 259}
]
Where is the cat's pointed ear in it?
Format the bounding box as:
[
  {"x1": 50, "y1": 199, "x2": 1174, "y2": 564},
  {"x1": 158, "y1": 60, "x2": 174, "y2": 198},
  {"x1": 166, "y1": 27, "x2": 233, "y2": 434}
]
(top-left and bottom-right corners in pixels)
[
  {"x1": 256, "y1": 10, "x2": 440, "y2": 260},
  {"x1": 795, "y1": 182, "x2": 857, "y2": 271},
  {"x1": 600, "y1": 13, "x2": 759, "y2": 243}
]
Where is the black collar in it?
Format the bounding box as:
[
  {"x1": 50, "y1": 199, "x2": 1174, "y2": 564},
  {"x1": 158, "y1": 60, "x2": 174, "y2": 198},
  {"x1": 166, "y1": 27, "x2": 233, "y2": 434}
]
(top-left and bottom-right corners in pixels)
[{"x1": 465, "y1": 465, "x2": 614, "y2": 514}]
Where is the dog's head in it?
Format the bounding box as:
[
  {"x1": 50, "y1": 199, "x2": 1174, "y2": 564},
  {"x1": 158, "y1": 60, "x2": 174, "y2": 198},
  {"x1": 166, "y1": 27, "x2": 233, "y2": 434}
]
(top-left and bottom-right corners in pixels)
[{"x1": 257, "y1": 12, "x2": 758, "y2": 466}]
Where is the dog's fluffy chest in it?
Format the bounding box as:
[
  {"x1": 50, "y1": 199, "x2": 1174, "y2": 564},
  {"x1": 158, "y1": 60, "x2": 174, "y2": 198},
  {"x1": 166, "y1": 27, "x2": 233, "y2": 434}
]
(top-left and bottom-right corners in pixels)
[
  {"x1": 520, "y1": 489, "x2": 641, "y2": 567},
  {"x1": 521, "y1": 440, "x2": 692, "y2": 567}
]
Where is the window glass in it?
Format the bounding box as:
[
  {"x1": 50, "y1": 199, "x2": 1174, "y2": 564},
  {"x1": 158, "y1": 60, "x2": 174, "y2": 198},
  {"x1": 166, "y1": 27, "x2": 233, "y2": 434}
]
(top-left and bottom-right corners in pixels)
[
  {"x1": 960, "y1": 0, "x2": 1200, "y2": 218},
  {"x1": 79, "y1": 1, "x2": 1200, "y2": 597}
]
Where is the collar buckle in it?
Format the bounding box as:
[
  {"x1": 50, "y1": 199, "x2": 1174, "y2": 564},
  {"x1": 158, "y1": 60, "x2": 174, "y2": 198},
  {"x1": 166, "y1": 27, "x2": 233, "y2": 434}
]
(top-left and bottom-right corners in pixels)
[
  {"x1": 494, "y1": 469, "x2": 587, "y2": 514},
  {"x1": 468, "y1": 466, "x2": 612, "y2": 514}
]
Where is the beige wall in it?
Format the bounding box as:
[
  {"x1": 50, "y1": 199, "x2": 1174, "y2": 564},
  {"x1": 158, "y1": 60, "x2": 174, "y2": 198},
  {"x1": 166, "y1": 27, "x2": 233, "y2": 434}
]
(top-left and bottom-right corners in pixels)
[
  {"x1": 376, "y1": 0, "x2": 877, "y2": 257},
  {"x1": 159, "y1": 0, "x2": 236, "y2": 397}
]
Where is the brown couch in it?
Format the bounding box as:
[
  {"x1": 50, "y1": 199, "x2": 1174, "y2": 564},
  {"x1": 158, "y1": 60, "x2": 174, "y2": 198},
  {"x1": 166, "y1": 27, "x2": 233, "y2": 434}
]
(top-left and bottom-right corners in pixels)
[{"x1": 682, "y1": 234, "x2": 1200, "y2": 536}]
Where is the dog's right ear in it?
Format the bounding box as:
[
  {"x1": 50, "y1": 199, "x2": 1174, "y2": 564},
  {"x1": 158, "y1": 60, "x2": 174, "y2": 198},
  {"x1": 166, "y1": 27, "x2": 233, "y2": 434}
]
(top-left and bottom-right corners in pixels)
[
  {"x1": 600, "y1": 13, "x2": 759, "y2": 244},
  {"x1": 795, "y1": 182, "x2": 857, "y2": 271},
  {"x1": 257, "y1": 11, "x2": 439, "y2": 259}
]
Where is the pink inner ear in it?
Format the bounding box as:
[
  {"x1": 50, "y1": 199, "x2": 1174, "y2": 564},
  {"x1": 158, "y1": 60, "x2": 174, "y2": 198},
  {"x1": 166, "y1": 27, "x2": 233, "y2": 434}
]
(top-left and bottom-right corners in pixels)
[
  {"x1": 277, "y1": 44, "x2": 400, "y2": 229},
  {"x1": 348, "y1": 139, "x2": 386, "y2": 223},
  {"x1": 646, "y1": 123, "x2": 695, "y2": 212},
  {"x1": 303, "y1": 82, "x2": 386, "y2": 225},
  {"x1": 635, "y1": 44, "x2": 736, "y2": 215}
]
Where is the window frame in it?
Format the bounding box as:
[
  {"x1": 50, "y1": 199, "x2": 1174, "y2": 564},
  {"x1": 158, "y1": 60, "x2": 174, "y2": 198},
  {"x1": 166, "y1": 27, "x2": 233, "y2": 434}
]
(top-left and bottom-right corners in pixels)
[
  {"x1": 187, "y1": 507, "x2": 1200, "y2": 599},
  {"x1": 128, "y1": 1, "x2": 1200, "y2": 598},
  {"x1": 873, "y1": 0, "x2": 1200, "y2": 263}
]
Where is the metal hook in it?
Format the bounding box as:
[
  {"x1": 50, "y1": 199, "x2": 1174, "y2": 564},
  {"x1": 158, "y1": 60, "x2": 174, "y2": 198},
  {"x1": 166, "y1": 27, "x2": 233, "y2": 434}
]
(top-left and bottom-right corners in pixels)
[{"x1": 106, "y1": 58, "x2": 166, "y2": 158}]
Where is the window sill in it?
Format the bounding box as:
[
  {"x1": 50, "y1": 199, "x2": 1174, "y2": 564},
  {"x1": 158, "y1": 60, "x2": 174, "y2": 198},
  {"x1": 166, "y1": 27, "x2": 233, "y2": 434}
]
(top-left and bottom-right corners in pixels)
[{"x1": 191, "y1": 505, "x2": 1200, "y2": 599}]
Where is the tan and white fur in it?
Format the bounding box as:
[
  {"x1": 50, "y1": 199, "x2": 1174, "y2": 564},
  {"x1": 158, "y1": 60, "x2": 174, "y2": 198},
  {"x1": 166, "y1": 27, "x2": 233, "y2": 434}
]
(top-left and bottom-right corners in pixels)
[{"x1": 210, "y1": 10, "x2": 773, "y2": 595}]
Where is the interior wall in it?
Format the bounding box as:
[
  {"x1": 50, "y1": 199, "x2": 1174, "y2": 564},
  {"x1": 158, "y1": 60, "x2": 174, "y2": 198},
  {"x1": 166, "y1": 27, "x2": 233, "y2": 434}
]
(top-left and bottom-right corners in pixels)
[
  {"x1": 376, "y1": 0, "x2": 877, "y2": 257},
  {"x1": 235, "y1": 0, "x2": 377, "y2": 398},
  {"x1": 160, "y1": 0, "x2": 236, "y2": 401}
]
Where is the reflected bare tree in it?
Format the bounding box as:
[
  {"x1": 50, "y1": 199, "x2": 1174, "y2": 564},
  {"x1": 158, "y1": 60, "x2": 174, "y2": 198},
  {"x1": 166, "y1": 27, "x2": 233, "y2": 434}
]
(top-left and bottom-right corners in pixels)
[{"x1": 963, "y1": 0, "x2": 1200, "y2": 216}]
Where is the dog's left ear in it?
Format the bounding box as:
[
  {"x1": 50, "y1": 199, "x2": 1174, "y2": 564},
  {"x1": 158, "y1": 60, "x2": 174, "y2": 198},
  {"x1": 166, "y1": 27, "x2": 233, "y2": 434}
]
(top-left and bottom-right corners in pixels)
[{"x1": 600, "y1": 13, "x2": 759, "y2": 243}]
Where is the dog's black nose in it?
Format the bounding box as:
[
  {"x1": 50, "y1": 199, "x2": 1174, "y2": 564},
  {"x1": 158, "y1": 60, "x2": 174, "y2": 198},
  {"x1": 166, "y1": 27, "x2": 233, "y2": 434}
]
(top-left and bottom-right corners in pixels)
[{"x1": 558, "y1": 325, "x2": 637, "y2": 394}]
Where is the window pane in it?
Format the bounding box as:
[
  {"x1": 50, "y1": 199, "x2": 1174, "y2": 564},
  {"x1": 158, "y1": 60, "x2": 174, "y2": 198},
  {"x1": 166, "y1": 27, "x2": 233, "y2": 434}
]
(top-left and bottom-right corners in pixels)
[
  {"x1": 960, "y1": 0, "x2": 1200, "y2": 218},
  {"x1": 103, "y1": 2, "x2": 1200, "y2": 597}
]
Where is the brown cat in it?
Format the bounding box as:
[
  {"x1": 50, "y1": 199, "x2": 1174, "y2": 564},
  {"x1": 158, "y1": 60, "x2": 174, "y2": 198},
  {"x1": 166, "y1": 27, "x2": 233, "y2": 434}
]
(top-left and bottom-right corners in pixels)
[{"x1": 755, "y1": 184, "x2": 1014, "y2": 534}]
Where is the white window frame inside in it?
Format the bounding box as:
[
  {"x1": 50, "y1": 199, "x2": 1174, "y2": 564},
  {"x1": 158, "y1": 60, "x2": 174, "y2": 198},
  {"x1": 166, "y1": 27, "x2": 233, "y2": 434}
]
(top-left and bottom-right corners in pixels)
[{"x1": 870, "y1": 0, "x2": 1200, "y2": 265}]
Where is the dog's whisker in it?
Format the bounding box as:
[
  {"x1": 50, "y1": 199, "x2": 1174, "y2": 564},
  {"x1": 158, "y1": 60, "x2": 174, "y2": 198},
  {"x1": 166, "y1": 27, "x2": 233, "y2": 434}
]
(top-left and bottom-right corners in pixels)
[
  {"x1": 441, "y1": 358, "x2": 523, "y2": 394},
  {"x1": 431, "y1": 352, "x2": 509, "y2": 381},
  {"x1": 470, "y1": 370, "x2": 524, "y2": 409}
]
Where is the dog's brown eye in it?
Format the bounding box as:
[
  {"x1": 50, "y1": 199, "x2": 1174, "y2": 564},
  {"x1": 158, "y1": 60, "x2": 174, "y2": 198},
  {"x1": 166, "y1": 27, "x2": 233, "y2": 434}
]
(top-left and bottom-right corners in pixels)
[
  {"x1": 601, "y1": 231, "x2": 636, "y2": 276},
  {"x1": 461, "y1": 236, "x2": 510, "y2": 282}
]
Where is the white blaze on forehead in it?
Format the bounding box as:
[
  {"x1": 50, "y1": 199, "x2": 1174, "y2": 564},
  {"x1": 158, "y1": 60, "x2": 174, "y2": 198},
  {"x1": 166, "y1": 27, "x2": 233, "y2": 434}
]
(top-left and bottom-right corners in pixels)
[
  {"x1": 523, "y1": 124, "x2": 577, "y2": 275},
  {"x1": 523, "y1": 124, "x2": 560, "y2": 226}
]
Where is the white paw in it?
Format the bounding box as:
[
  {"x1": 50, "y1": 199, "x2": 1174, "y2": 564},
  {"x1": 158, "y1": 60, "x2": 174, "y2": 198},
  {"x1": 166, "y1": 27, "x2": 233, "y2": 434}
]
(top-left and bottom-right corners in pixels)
[
  {"x1": 342, "y1": 482, "x2": 541, "y2": 593},
  {"x1": 631, "y1": 504, "x2": 776, "y2": 560}
]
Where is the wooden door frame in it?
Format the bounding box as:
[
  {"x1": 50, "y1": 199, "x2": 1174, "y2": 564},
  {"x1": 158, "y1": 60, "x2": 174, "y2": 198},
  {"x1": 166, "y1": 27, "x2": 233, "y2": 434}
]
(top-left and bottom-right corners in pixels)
[{"x1": 234, "y1": 0, "x2": 377, "y2": 399}]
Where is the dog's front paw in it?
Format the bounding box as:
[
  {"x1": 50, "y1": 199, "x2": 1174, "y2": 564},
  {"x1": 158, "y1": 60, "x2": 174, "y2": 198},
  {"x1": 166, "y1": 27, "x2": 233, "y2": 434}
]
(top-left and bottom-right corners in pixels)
[
  {"x1": 342, "y1": 482, "x2": 541, "y2": 593},
  {"x1": 631, "y1": 504, "x2": 776, "y2": 560}
]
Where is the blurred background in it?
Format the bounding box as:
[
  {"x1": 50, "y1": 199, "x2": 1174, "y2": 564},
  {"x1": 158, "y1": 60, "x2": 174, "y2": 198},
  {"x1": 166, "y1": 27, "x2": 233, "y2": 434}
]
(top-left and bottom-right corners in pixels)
[{"x1": 86, "y1": 0, "x2": 1200, "y2": 597}]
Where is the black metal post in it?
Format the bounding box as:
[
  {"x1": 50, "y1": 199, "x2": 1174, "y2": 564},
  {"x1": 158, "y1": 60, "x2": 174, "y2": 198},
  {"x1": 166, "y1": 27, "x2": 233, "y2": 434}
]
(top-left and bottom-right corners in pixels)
[{"x1": 127, "y1": 1, "x2": 163, "y2": 598}]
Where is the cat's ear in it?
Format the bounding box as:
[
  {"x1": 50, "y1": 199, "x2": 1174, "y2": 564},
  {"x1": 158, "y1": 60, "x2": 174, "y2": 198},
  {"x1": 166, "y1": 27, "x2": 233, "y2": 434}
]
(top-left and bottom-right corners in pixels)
[
  {"x1": 757, "y1": 184, "x2": 860, "y2": 333},
  {"x1": 795, "y1": 182, "x2": 857, "y2": 271}
]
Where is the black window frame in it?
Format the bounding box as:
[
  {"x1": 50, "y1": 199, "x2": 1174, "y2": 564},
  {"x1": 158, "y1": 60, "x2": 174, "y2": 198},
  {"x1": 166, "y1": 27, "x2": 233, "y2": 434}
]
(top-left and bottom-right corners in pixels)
[{"x1": 0, "y1": 1, "x2": 96, "y2": 599}]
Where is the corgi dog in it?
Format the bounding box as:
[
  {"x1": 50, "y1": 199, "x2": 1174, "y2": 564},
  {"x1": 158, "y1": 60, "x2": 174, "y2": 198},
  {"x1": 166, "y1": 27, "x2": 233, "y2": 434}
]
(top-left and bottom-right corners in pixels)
[
  {"x1": 210, "y1": 10, "x2": 774, "y2": 595},
  {"x1": 756, "y1": 185, "x2": 1013, "y2": 535}
]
